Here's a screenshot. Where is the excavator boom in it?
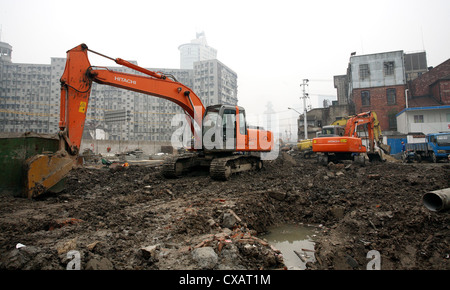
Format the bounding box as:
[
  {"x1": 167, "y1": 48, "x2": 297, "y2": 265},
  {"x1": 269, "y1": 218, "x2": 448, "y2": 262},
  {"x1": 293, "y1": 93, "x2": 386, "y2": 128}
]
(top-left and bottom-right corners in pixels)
[{"x1": 59, "y1": 44, "x2": 205, "y2": 152}]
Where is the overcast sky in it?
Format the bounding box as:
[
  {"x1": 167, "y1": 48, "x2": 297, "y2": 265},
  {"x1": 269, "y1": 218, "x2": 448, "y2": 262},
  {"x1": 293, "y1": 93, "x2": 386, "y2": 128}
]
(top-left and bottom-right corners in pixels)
[{"x1": 1, "y1": 0, "x2": 450, "y2": 140}]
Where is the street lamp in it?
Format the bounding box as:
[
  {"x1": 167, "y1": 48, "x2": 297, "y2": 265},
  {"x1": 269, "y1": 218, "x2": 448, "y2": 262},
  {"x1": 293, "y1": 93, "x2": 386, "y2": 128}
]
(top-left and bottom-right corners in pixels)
[{"x1": 287, "y1": 107, "x2": 301, "y2": 115}]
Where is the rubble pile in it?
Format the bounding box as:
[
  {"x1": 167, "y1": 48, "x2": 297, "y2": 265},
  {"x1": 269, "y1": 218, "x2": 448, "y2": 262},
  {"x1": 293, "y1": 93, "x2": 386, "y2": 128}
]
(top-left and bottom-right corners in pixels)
[{"x1": 0, "y1": 152, "x2": 449, "y2": 270}]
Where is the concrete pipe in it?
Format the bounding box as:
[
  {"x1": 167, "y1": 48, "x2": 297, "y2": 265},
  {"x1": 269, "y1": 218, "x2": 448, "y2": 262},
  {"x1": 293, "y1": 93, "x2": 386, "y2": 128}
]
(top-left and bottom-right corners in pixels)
[{"x1": 422, "y1": 188, "x2": 450, "y2": 212}]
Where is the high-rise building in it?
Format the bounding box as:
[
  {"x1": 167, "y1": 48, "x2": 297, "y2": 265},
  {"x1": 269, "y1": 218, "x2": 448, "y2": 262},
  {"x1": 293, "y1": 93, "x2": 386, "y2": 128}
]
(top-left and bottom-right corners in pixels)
[
  {"x1": 193, "y1": 59, "x2": 238, "y2": 106},
  {"x1": 0, "y1": 41, "x2": 12, "y2": 62},
  {"x1": 179, "y1": 32, "x2": 217, "y2": 69},
  {"x1": 0, "y1": 41, "x2": 62, "y2": 134}
]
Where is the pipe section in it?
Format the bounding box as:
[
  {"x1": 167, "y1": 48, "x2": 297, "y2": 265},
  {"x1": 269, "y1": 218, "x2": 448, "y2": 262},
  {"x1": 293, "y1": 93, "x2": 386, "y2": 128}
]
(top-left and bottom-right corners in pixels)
[{"x1": 422, "y1": 188, "x2": 450, "y2": 212}]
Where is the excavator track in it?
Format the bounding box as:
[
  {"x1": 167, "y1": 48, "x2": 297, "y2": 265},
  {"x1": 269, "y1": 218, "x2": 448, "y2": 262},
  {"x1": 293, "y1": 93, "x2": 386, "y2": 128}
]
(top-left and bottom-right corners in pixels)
[
  {"x1": 210, "y1": 157, "x2": 232, "y2": 180},
  {"x1": 210, "y1": 155, "x2": 263, "y2": 181},
  {"x1": 162, "y1": 153, "x2": 199, "y2": 178},
  {"x1": 162, "y1": 153, "x2": 263, "y2": 180}
]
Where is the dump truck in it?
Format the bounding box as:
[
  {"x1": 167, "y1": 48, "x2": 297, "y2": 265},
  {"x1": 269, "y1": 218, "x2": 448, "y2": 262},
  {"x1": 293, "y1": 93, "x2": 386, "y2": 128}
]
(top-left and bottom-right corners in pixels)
[{"x1": 404, "y1": 132, "x2": 450, "y2": 163}]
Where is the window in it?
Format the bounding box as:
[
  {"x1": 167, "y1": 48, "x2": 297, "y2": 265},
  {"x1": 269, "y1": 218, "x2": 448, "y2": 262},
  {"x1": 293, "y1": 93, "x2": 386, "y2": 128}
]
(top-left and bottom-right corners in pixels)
[
  {"x1": 414, "y1": 115, "x2": 424, "y2": 123},
  {"x1": 386, "y1": 88, "x2": 396, "y2": 105},
  {"x1": 361, "y1": 91, "x2": 370, "y2": 106},
  {"x1": 388, "y1": 113, "x2": 397, "y2": 130},
  {"x1": 359, "y1": 64, "x2": 370, "y2": 80},
  {"x1": 238, "y1": 110, "x2": 247, "y2": 135},
  {"x1": 384, "y1": 61, "x2": 395, "y2": 76}
]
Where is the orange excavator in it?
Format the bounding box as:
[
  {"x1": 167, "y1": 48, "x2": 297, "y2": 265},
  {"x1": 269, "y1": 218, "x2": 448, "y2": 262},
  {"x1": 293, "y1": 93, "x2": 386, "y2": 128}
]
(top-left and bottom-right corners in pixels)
[
  {"x1": 24, "y1": 44, "x2": 274, "y2": 198},
  {"x1": 312, "y1": 111, "x2": 385, "y2": 165}
]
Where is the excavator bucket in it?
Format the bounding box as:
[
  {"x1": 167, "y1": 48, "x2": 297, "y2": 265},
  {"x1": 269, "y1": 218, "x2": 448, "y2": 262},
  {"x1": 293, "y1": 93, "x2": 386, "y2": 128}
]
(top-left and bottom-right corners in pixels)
[
  {"x1": 379, "y1": 143, "x2": 391, "y2": 154},
  {"x1": 24, "y1": 150, "x2": 76, "y2": 198}
]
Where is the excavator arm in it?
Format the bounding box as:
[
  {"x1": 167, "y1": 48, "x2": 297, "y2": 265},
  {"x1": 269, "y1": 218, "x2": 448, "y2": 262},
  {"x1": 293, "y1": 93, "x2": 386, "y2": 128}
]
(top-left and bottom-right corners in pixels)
[
  {"x1": 344, "y1": 111, "x2": 383, "y2": 153},
  {"x1": 60, "y1": 43, "x2": 205, "y2": 154},
  {"x1": 25, "y1": 43, "x2": 205, "y2": 197}
]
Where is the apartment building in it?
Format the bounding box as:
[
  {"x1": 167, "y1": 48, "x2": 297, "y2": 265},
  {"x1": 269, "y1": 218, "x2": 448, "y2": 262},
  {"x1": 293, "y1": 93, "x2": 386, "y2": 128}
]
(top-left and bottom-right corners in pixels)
[
  {"x1": 193, "y1": 59, "x2": 238, "y2": 107},
  {"x1": 0, "y1": 42, "x2": 62, "y2": 134},
  {"x1": 334, "y1": 50, "x2": 428, "y2": 132}
]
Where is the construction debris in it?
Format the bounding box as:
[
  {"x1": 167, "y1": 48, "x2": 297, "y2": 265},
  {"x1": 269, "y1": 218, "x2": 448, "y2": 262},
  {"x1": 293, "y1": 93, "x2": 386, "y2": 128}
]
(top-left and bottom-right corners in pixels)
[{"x1": 0, "y1": 153, "x2": 448, "y2": 270}]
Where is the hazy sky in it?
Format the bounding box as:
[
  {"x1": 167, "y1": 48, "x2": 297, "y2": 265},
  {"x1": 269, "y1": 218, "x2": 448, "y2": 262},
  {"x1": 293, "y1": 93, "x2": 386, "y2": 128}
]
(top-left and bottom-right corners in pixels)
[{"x1": 1, "y1": 0, "x2": 450, "y2": 139}]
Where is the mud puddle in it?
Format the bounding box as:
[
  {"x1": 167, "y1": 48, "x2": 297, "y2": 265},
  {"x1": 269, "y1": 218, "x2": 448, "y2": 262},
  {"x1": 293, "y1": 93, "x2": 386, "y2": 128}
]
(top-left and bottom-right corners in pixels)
[{"x1": 261, "y1": 224, "x2": 318, "y2": 270}]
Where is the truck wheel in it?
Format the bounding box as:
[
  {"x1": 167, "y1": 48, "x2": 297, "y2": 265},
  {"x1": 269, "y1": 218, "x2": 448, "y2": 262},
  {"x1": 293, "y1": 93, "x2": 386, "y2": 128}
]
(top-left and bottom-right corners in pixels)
[
  {"x1": 415, "y1": 154, "x2": 422, "y2": 163},
  {"x1": 431, "y1": 152, "x2": 437, "y2": 163}
]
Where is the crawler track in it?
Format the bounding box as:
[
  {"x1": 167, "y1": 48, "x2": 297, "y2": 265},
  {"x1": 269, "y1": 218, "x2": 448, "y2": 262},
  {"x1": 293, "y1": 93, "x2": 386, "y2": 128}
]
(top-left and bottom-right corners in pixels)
[
  {"x1": 162, "y1": 153, "x2": 263, "y2": 180},
  {"x1": 210, "y1": 155, "x2": 262, "y2": 181},
  {"x1": 161, "y1": 153, "x2": 198, "y2": 178}
]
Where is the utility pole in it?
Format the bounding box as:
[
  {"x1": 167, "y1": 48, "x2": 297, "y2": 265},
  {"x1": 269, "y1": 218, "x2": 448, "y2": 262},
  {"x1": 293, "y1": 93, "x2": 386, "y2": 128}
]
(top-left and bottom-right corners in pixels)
[{"x1": 300, "y1": 79, "x2": 309, "y2": 140}]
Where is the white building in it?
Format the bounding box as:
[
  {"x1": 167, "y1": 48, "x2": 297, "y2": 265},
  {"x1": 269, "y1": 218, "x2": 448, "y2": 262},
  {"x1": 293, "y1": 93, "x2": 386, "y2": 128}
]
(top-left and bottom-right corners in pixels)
[
  {"x1": 396, "y1": 105, "x2": 450, "y2": 134},
  {"x1": 349, "y1": 50, "x2": 406, "y2": 90},
  {"x1": 178, "y1": 32, "x2": 217, "y2": 69},
  {"x1": 0, "y1": 41, "x2": 12, "y2": 62}
]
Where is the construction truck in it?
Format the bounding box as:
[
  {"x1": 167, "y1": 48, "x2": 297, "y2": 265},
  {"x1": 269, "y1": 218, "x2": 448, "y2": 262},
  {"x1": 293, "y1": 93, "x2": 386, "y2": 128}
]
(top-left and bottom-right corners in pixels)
[
  {"x1": 312, "y1": 111, "x2": 386, "y2": 165},
  {"x1": 24, "y1": 44, "x2": 274, "y2": 198},
  {"x1": 403, "y1": 132, "x2": 450, "y2": 163}
]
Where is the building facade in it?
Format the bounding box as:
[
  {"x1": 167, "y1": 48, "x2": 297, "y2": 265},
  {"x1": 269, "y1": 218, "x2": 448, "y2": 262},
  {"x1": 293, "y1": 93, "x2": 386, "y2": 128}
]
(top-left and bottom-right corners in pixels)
[
  {"x1": 396, "y1": 106, "x2": 450, "y2": 134},
  {"x1": 349, "y1": 51, "x2": 408, "y2": 131},
  {"x1": 335, "y1": 50, "x2": 429, "y2": 132},
  {"x1": 193, "y1": 59, "x2": 238, "y2": 106},
  {"x1": 409, "y1": 58, "x2": 450, "y2": 105},
  {"x1": 0, "y1": 43, "x2": 62, "y2": 134},
  {"x1": 396, "y1": 58, "x2": 450, "y2": 135}
]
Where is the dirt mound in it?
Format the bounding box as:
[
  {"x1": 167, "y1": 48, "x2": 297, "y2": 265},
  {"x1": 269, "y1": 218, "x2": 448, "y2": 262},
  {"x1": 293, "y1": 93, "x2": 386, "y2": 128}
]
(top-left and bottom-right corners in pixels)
[{"x1": 0, "y1": 152, "x2": 449, "y2": 270}]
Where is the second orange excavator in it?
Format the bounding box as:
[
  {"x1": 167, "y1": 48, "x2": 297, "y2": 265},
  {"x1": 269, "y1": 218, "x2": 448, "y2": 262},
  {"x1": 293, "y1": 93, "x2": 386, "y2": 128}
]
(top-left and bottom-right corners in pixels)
[
  {"x1": 312, "y1": 111, "x2": 386, "y2": 165},
  {"x1": 24, "y1": 44, "x2": 274, "y2": 198}
]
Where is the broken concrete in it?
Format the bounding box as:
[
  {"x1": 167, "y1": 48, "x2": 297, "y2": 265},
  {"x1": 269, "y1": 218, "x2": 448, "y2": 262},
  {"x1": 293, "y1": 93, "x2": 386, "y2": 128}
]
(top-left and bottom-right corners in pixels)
[{"x1": 192, "y1": 247, "x2": 218, "y2": 269}]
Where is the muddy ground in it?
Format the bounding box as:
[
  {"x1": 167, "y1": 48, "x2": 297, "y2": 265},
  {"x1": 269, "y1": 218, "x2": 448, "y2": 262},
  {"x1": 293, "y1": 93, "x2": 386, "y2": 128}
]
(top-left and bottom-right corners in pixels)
[{"x1": 0, "y1": 151, "x2": 449, "y2": 270}]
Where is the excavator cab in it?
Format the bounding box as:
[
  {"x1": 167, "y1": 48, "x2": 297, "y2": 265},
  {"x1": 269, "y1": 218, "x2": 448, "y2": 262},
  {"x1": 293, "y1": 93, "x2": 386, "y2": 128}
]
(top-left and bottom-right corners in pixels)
[
  {"x1": 202, "y1": 105, "x2": 247, "y2": 152},
  {"x1": 317, "y1": 125, "x2": 345, "y2": 137}
]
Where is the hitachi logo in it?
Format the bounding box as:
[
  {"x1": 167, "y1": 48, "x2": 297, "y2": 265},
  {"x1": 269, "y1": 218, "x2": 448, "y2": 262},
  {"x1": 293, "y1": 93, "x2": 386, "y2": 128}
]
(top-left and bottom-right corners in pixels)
[{"x1": 114, "y1": 76, "x2": 136, "y2": 85}]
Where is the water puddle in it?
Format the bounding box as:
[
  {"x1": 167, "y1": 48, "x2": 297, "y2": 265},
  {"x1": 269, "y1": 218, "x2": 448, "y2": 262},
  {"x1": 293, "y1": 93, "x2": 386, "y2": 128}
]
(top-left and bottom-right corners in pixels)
[{"x1": 261, "y1": 223, "x2": 318, "y2": 270}]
